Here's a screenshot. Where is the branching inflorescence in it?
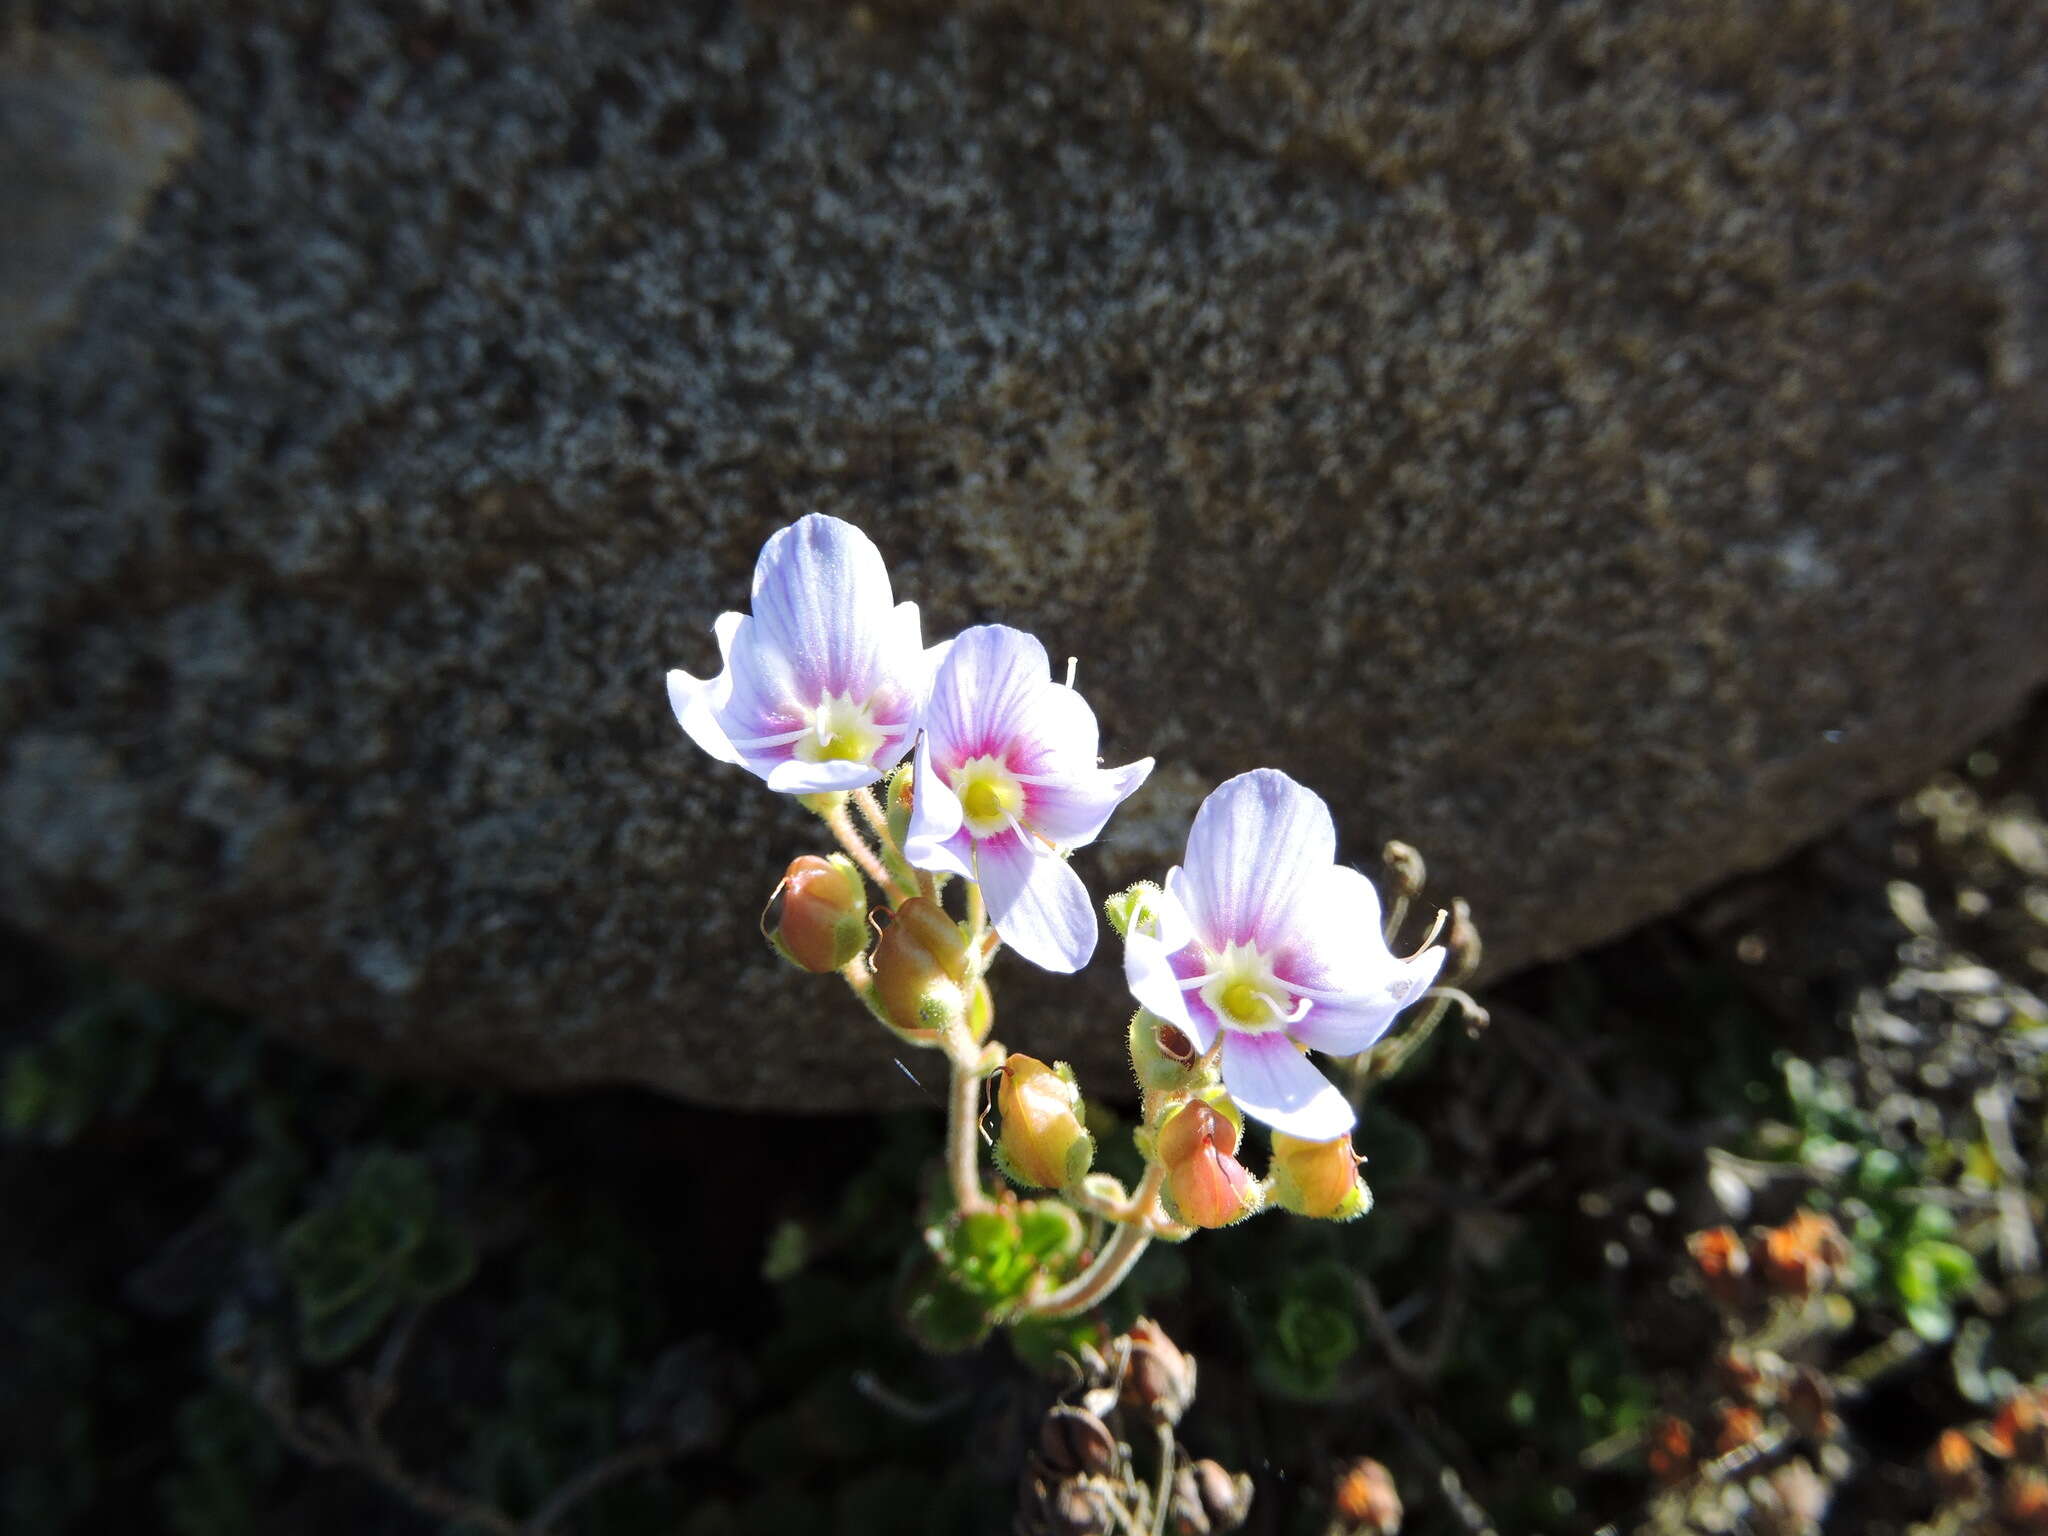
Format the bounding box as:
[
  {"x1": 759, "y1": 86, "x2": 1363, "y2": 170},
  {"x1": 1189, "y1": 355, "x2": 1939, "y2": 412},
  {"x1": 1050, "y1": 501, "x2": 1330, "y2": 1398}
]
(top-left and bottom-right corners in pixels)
[{"x1": 666, "y1": 514, "x2": 1482, "y2": 1349}]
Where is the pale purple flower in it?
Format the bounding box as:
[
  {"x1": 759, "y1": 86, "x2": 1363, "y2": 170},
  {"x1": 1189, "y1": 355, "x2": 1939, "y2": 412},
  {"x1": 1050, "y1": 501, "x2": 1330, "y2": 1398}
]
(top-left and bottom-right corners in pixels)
[
  {"x1": 905, "y1": 625, "x2": 1152, "y2": 974},
  {"x1": 666, "y1": 515, "x2": 927, "y2": 795},
  {"x1": 1123, "y1": 769, "x2": 1444, "y2": 1141}
]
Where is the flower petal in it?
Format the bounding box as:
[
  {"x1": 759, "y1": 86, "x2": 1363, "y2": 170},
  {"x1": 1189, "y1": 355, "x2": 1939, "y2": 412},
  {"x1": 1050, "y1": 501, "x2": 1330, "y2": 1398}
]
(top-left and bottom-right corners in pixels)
[
  {"x1": 905, "y1": 729, "x2": 973, "y2": 878},
  {"x1": 1028, "y1": 758, "x2": 1155, "y2": 848},
  {"x1": 749, "y1": 514, "x2": 896, "y2": 701},
  {"x1": 1010, "y1": 680, "x2": 1100, "y2": 773},
  {"x1": 1178, "y1": 769, "x2": 1336, "y2": 951},
  {"x1": 764, "y1": 757, "x2": 885, "y2": 794},
  {"x1": 976, "y1": 829, "x2": 1097, "y2": 973},
  {"x1": 667, "y1": 612, "x2": 747, "y2": 766},
  {"x1": 1220, "y1": 1030, "x2": 1355, "y2": 1140},
  {"x1": 923, "y1": 625, "x2": 1052, "y2": 767},
  {"x1": 1287, "y1": 946, "x2": 1448, "y2": 1057},
  {"x1": 1124, "y1": 880, "x2": 1202, "y2": 1037},
  {"x1": 1272, "y1": 864, "x2": 1396, "y2": 995}
]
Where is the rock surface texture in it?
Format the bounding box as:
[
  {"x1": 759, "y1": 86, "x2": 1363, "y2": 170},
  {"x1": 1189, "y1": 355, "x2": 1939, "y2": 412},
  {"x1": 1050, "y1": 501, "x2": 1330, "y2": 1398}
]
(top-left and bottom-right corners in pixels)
[{"x1": 4, "y1": 0, "x2": 2048, "y2": 1108}]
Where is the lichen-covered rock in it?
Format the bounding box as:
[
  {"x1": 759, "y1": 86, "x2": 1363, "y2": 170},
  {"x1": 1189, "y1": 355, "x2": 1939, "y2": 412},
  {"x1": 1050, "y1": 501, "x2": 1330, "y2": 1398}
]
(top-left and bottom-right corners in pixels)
[{"x1": 3, "y1": 0, "x2": 2046, "y2": 1108}]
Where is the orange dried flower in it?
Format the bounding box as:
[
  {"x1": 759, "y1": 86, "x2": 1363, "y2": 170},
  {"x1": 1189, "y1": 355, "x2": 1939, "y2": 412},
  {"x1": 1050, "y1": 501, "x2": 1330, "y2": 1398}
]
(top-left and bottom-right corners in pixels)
[
  {"x1": 1331, "y1": 1457, "x2": 1402, "y2": 1535},
  {"x1": 2004, "y1": 1467, "x2": 2048, "y2": 1530},
  {"x1": 1930, "y1": 1428, "x2": 1983, "y2": 1502},
  {"x1": 1753, "y1": 1210, "x2": 1849, "y2": 1299},
  {"x1": 1715, "y1": 1402, "x2": 1766, "y2": 1459},
  {"x1": 1688, "y1": 1226, "x2": 1752, "y2": 1309},
  {"x1": 1647, "y1": 1414, "x2": 1695, "y2": 1488}
]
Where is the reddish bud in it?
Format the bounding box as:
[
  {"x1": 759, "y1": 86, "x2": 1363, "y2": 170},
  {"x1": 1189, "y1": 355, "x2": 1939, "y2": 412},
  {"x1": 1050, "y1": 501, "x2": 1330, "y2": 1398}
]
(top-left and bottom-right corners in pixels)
[
  {"x1": 1331, "y1": 1456, "x2": 1402, "y2": 1534},
  {"x1": 1156, "y1": 1102, "x2": 1260, "y2": 1229},
  {"x1": 1269, "y1": 1131, "x2": 1365, "y2": 1220},
  {"x1": 997, "y1": 1055, "x2": 1093, "y2": 1190},
  {"x1": 871, "y1": 896, "x2": 972, "y2": 1036},
  {"x1": 770, "y1": 854, "x2": 867, "y2": 972}
]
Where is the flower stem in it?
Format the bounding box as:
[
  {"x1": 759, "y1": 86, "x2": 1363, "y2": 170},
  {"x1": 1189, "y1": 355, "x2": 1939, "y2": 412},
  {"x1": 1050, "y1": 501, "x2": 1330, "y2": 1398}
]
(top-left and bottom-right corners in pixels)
[
  {"x1": 818, "y1": 795, "x2": 911, "y2": 904},
  {"x1": 851, "y1": 785, "x2": 922, "y2": 901},
  {"x1": 1025, "y1": 1162, "x2": 1166, "y2": 1319},
  {"x1": 946, "y1": 1048, "x2": 991, "y2": 1215}
]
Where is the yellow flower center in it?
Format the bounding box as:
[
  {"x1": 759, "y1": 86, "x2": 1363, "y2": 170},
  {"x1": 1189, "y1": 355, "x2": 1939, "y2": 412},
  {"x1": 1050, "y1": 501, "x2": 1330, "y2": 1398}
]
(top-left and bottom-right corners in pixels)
[
  {"x1": 1201, "y1": 942, "x2": 1292, "y2": 1033},
  {"x1": 794, "y1": 693, "x2": 886, "y2": 766},
  {"x1": 949, "y1": 755, "x2": 1027, "y2": 838}
]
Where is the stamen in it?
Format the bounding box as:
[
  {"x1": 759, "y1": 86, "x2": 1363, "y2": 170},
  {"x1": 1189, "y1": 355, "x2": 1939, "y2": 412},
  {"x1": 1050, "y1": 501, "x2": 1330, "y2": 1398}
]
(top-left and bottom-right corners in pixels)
[{"x1": 725, "y1": 724, "x2": 814, "y2": 750}]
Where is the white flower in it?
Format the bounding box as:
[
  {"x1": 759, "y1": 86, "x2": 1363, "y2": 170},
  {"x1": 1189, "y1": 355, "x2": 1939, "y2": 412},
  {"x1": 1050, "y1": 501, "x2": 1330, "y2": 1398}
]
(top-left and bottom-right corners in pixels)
[
  {"x1": 905, "y1": 625, "x2": 1152, "y2": 974},
  {"x1": 1123, "y1": 769, "x2": 1444, "y2": 1140},
  {"x1": 666, "y1": 515, "x2": 926, "y2": 794}
]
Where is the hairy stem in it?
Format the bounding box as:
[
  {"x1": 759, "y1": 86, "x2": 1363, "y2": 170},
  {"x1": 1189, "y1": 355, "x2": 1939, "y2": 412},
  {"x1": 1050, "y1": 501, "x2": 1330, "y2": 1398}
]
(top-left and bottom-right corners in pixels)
[
  {"x1": 1026, "y1": 1163, "x2": 1167, "y2": 1319},
  {"x1": 851, "y1": 785, "x2": 922, "y2": 901},
  {"x1": 946, "y1": 1048, "x2": 992, "y2": 1214},
  {"x1": 820, "y1": 795, "x2": 910, "y2": 903}
]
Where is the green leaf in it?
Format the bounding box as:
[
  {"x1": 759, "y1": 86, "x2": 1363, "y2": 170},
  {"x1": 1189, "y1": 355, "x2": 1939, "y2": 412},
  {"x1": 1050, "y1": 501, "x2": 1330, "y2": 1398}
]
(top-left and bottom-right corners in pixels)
[{"x1": 901, "y1": 1273, "x2": 994, "y2": 1354}]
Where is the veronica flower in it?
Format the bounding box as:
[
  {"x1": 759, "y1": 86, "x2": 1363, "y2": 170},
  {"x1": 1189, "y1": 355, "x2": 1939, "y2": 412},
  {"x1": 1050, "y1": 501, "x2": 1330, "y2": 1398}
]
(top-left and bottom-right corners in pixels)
[
  {"x1": 1123, "y1": 769, "x2": 1444, "y2": 1140},
  {"x1": 905, "y1": 625, "x2": 1152, "y2": 974},
  {"x1": 666, "y1": 515, "x2": 925, "y2": 794}
]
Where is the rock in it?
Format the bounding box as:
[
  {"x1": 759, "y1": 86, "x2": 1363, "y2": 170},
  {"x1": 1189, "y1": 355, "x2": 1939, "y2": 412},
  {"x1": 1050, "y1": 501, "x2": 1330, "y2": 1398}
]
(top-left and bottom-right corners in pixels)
[
  {"x1": 0, "y1": 31, "x2": 197, "y2": 367},
  {"x1": 3, "y1": 0, "x2": 2046, "y2": 1109}
]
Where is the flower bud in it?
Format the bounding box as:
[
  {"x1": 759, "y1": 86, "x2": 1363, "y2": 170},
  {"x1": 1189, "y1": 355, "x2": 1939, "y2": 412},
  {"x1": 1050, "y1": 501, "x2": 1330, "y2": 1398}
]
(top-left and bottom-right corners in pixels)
[
  {"x1": 768, "y1": 854, "x2": 867, "y2": 973},
  {"x1": 1104, "y1": 881, "x2": 1163, "y2": 941},
  {"x1": 1155, "y1": 1101, "x2": 1261, "y2": 1229},
  {"x1": 1268, "y1": 1132, "x2": 1369, "y2": 1221},
  {"x1": 1330, "y1": 1456, "x2": 1400, "y2": 1535},
  {"x1": 996, "y1": 1055, "x2": 1094, "y2": 1190},
  {"x1": 884, "y1": 762, "x2": 915, "y2": 850},
  {"x1": 1120, "y1": 1317, "x2": 1196, "y2": 1425},
  {"x1": 1128, "y1": 1009, "x2": 1204, "y2": 1094},
  {"x1": 871, "y1": 897, "x2": 972, "y2": 1036}
]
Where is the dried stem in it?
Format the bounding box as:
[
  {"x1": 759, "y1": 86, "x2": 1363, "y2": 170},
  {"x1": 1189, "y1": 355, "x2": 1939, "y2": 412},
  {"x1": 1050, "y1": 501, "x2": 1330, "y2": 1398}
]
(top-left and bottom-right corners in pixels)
[{"x1": 1149, "y1": 1421, "x2": 1175, "y2": 1536}]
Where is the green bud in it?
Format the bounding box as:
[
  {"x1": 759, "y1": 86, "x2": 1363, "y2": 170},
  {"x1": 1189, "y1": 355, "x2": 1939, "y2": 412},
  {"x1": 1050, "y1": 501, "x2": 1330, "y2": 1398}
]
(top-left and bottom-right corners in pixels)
[
  {"x1": 768, "y1": 854, "x2": 867, "y2": 973},
  {"x1": 884, "y1": 762, "x2": 915, "y2": 851},
  {"x1": 1104, "y1": 881, "x2": 1163, "y2": 941},
  {"x1": 1128, "y1": 1009, "x2": 1206, "y2": 1094}
]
